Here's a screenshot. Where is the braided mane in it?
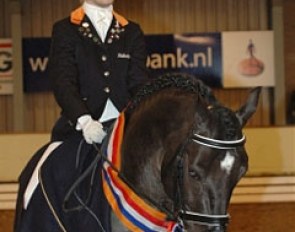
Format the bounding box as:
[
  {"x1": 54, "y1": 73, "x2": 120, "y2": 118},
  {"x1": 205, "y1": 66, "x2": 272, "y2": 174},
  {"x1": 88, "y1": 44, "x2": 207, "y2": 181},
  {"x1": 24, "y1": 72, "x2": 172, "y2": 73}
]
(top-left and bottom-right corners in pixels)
[
  {"x1": 127, "y1": 73, "x2": 241, "y2": 140},
  {"x1": 128, "y1": 73, "x2": 216, "y2": 111}
]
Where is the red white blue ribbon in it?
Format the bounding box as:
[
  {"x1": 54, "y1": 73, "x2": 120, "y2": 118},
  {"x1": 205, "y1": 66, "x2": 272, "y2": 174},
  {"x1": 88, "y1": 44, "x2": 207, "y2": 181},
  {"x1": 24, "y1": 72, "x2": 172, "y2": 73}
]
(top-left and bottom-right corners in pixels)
[{"x1": 102, "y1": 113, "x2": 183, "y2": 232}]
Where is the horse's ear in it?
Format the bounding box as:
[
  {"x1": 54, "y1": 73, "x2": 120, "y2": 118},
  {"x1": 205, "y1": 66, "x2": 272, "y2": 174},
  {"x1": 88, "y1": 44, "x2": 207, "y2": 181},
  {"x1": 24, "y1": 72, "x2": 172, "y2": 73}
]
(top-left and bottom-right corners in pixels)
[{"x1": 235, "y1": 87, "x2": 262, "y2": 127}]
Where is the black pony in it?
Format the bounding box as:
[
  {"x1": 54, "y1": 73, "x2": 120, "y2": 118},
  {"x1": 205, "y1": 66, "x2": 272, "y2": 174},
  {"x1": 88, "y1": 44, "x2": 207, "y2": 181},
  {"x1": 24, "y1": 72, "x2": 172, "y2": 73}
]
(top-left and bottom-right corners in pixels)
[{"x1": 14, "y1": 73, "x2": 261, "y2": 232}]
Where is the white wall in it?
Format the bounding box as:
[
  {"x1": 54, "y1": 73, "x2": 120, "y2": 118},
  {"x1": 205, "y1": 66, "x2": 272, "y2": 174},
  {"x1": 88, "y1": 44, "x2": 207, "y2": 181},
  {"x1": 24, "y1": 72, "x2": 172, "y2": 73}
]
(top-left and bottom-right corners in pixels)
[
  {"x1": 0, "y1": 127, "x2": 295, "y2": 182},
  {"x1": 0, "y1": 134, "x2": 50, "y2": 181},
  {"x1": 245, "y1": 127, "x2": 295, "y2": 175},
  {"x1": 1, "y1": 128, "x2": 295, "y2": 209}
]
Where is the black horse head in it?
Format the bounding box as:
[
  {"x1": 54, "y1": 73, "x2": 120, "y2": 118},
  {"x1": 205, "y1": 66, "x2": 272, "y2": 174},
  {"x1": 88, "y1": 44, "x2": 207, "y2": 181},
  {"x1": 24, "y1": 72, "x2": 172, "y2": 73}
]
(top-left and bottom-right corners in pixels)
[{"x1": 120, "y1": 73, "x2": 261, "y2": 232}]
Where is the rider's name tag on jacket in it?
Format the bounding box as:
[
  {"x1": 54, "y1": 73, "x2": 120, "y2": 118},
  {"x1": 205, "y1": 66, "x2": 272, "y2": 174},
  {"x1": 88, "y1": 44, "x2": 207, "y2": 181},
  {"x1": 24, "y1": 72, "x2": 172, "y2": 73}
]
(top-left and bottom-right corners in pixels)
[{"x1": 117, "y1": 53, "x2": 130, "y2": 59}]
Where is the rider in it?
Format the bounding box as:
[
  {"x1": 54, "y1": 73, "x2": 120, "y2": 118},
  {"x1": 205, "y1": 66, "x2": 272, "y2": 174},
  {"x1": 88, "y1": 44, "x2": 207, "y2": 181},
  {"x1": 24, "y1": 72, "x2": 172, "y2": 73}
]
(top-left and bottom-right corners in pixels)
[{"x1": 14, "y1": 0, "x2": 148, "y2": 231}]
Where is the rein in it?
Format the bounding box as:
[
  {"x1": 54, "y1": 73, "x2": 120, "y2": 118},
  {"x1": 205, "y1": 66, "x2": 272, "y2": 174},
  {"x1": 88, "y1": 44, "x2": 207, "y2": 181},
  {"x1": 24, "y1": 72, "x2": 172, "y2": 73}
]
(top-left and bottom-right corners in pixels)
[{"x1": 62, "y1": 121, "x2": 182, "y2": 231}]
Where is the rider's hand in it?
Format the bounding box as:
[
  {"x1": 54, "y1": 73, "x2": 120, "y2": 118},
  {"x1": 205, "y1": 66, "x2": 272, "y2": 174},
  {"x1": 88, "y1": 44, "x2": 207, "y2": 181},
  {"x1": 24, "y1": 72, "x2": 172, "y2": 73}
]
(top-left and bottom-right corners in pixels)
[{"x1": 76, "y1": 115, "x2": 106, "y2": 144}]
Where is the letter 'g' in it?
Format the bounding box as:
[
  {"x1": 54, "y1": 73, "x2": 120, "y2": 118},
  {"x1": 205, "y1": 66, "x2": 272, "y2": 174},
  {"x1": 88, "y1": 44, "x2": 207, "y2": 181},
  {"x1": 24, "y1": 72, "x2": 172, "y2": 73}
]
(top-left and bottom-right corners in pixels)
[{"x1": 0, "y1": 51, "x2": 12, "y2": 72}]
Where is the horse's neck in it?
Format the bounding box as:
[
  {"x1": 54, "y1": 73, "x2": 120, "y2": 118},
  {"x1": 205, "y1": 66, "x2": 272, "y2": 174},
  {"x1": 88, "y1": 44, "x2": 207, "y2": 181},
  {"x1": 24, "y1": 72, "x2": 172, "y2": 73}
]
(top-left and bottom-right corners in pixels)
[{"x1": 121, "y1": 94, "x2": 195, "y2": 209}]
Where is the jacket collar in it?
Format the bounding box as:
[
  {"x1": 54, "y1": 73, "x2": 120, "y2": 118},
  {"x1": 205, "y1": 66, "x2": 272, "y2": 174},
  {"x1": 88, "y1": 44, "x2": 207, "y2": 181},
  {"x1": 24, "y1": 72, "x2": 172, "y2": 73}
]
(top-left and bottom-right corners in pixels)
[{"x1": 70, "y1": 6, "x2": 128, "y2": 27}]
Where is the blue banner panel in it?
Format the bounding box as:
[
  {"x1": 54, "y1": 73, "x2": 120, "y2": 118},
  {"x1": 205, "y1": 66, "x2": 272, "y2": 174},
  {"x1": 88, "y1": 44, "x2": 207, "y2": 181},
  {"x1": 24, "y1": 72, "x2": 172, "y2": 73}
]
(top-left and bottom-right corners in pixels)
[
  {"x1": 22, "y1": 38, "x2": 51, "y2": 92},
  {"x1": 145, "y1": 33, "x2": 222, "y2": 87},
  {"x1": 22, "y1": 33, "x2": 223, "y2": 92}
]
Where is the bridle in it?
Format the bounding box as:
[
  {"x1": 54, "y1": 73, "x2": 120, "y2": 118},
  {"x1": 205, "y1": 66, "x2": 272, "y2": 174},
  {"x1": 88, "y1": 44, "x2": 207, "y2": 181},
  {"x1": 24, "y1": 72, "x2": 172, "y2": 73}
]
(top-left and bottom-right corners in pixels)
[
  {"x1": 192, "y1": 133, "x2": 246, "y2": 150},
  {"x1": 173, "y1": 131, "x2": 246, "y2": 230}
]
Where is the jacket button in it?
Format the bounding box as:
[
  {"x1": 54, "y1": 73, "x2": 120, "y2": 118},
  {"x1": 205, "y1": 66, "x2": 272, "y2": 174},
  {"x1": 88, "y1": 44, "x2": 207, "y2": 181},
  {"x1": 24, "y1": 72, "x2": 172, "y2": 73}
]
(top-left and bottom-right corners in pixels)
[
  {"x1": 104, "y1": 71, "x2": 110, "y2": 77},
  {"x1": 101, "y1": 55, "x2": 107, "y2": 61},
  {"x1": 104, "y1": 87, "x2": 110, "y2": 93}
]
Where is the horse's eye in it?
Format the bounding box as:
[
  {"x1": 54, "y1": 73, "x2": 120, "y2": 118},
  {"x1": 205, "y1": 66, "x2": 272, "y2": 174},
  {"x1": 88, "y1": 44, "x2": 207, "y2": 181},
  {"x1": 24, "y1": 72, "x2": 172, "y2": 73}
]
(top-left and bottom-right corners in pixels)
[{"x1": 188, "y1": 169, "x2": 200, "y2": 179}]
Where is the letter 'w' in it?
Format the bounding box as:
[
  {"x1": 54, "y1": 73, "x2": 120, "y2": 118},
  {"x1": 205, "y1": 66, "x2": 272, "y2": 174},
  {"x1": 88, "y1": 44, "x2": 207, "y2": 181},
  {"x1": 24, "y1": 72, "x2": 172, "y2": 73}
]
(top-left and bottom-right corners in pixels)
[{"x1": 29, "y1": 57, "x2": 48, "y2": 72}]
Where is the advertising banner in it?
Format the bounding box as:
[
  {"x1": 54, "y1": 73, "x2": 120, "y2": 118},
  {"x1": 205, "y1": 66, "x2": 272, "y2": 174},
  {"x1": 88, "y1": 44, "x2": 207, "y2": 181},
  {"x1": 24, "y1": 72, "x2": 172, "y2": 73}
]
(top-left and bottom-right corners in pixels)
[
  {"x1": 146, "y1": 33, "x2": 222, "y2": 87},
  {"x1": 0, "y1": 39, "x2": 13, "y2": 94},
  {"x1": 222, "y1": 31, "x2": 275, "y2": 88},
  {"x1": 4, "y1": 31, "x2": 275, "y2": 93},
  {"x1": 22, "y1": 38, "x2": 51, "y2": 92}
]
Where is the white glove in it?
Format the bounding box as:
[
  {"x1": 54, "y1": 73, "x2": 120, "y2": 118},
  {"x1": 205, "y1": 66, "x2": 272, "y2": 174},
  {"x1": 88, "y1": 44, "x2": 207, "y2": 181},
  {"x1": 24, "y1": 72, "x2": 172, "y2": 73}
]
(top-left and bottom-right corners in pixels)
[{"x1": 76, "y1": 115, "x2": 106, "y2": 144}]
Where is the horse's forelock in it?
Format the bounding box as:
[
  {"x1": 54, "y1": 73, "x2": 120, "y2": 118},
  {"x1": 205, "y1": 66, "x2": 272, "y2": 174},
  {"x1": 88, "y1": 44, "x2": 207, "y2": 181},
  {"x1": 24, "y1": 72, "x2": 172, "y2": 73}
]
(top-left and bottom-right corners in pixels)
[{"x1": 212, "y1": 107, "x2": 242, "y2": 140}]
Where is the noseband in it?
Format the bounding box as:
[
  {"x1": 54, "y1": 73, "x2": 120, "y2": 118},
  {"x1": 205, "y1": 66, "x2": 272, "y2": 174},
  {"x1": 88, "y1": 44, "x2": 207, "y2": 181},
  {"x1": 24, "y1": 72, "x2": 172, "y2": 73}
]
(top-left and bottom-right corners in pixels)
[{"x1": 174, "y1": 132, "x2": 246, "y2": 229}]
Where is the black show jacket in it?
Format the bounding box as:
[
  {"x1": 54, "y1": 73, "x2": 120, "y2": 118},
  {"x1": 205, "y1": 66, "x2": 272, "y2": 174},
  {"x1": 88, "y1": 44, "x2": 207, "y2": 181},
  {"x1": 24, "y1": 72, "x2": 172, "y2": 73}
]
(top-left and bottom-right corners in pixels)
[{"x1": 48, "y1": 7, "x2": 148, "y2": 141}]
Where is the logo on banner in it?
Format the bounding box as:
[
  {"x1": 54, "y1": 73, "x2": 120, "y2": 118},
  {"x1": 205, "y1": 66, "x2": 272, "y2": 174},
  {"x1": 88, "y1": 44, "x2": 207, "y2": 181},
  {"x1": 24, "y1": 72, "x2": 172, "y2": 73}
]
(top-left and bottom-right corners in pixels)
[
  {"x1": 145, "y1": 33, "x2": 222, "y2": 88},
  {"x1": 238, "y1": 39, "x2": 264, "y2": 76},
  {"x1": 222, "y1": 31, "x2": 275, "y2": 88},
  {"x1": 0, "y1": 39, "x2": 13, "y2": 94}
]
